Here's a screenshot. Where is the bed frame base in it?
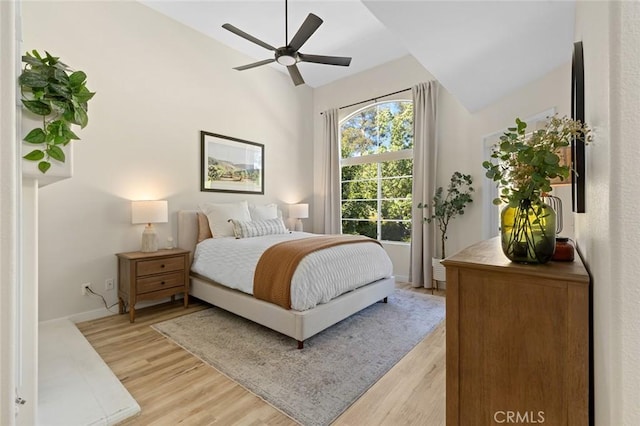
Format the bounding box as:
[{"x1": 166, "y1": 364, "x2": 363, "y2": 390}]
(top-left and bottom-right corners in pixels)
[{"x1": 189, "y1": 273, "x2": 396, "y2": 348}]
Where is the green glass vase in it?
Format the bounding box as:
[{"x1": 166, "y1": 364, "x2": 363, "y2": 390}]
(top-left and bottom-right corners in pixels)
[{"x1": 500, "y1": 200, "x2": 556, "y2": 264}]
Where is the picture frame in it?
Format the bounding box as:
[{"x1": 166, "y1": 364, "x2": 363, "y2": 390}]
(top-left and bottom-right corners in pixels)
[
  {"x1": 200, "y1": 131, "x2": 264, "y2": 194},
  {"x1": 550, "y1": 146, "x2": 572, "y2": 186},
  {"x1": 571, "y1": 41, "x2": 586, "y2": 213}
]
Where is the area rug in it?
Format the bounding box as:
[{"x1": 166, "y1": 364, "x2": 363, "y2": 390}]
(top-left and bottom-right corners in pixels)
[{"x1": 152, "y1": 289, "x2": 445, "y2": 426}]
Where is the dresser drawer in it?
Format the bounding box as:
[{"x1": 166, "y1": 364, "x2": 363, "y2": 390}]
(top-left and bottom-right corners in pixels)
[
  {"x1": 136, "y1": 271, "x2": 185, "y2": 294},
  {"x1": 137, "y1": 256, "x2": 185, "y2": 276}
]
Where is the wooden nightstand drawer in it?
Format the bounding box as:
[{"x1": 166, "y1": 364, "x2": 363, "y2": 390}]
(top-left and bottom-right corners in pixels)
[
  {"x1": 137, "y1": 256, "x2": 185, "y2": 276},
  {"x1": 136, "y1": 271, "x2": 184, "y2": 294}
]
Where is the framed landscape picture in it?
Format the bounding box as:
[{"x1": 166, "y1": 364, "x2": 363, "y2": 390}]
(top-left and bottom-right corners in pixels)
[{"x1": 200, "y1": 131, "x2": 264, "y2": 194}]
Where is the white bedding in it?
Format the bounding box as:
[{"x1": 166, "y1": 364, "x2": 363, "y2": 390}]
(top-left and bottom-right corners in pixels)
[{"x1": 191, "y1": 232, "x2": 393, "y2": 311}]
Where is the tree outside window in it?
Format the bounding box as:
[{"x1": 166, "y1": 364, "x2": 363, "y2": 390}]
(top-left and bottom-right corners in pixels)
[{"x1": 340, "y1": 101, "x2": 413, "y2": 242}]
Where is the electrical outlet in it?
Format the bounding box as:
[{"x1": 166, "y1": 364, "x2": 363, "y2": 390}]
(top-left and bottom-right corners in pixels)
[
  {"x1": 82, "y1": 283, "x2": 91, "y2": 296},
  {"x1": 105, "y1": 278, "x2": 114, "y2": 291}
]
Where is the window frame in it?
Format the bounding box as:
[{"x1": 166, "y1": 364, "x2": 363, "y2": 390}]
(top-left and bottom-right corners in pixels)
[{"x1": 339, "y1": 99, "x2": 414, "y2": 243}]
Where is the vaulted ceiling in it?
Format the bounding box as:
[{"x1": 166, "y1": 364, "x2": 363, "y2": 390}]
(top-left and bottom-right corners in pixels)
[{"x1": 142, "y1": 0, "x2": 576, "y2": 111}]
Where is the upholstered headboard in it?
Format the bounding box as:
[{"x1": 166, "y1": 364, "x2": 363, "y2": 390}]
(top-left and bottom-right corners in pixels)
[{"x1": 177, "y1": 210, "x2": 198, "y2": 260}]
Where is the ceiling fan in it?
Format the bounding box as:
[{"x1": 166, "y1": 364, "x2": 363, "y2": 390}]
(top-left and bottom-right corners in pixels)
[{"x1": 222, "y1": 0, "x2": 352, "y2": 86}]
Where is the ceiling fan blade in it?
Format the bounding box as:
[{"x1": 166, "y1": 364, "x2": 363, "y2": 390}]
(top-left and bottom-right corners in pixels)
[
  {"x1": 233, "y1": 59, "x2": 276, "y2": 71},
  {"x1": 288, "y1": 13, "x2": 323, "y2": 51},
  {"x1": 222, "y1": 23, "x2": 276, "y2": 51},
  {"x1": 287, "y1": 64, "x2": 305, "y2": 86},
  {"x1": 298, "y1": 53, "x2": 352, "y2": 67}
]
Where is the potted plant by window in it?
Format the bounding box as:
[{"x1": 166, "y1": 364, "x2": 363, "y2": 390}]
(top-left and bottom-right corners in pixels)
[
  {"x1": 483, "y1": 115, "x2": 591, "y2": 263},
  {"x1": 419, "y1": 171, "x2": 474, "y2": 284},
  {"x1": 19, "y1": 50, "x2": 95, "y2": 174}
]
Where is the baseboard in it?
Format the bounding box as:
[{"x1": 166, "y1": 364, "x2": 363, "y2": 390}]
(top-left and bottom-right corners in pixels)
[
  {"x1": 64, "y1": 296, "x2": 185, "y2": 324},
  {"x1": 394, "y1": 274, "x2": 409, "y2": 283}
]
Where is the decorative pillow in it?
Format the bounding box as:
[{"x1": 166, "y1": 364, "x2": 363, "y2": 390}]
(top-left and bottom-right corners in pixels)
[
  {"x1": 249, "y1": 203, "x2": 279, "y2": 221},
  {"x1": 229, "y1": 218, "x2": 288, "y2": 239},
  {"x1": 199, "y1": 201, "x2": 251, "y2": 238},
  {"x1": 196, "y1": 212, "x2": 213, "y2": 243}
]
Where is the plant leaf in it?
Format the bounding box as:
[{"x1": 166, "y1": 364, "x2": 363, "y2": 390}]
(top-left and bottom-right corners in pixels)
[
  {"x1": 49, "y1": 100, "x2": 68, "y2": 114},
  {"x1": 63, "y1": 126, "x2": 79, "y2": 141},
  {"x1": 23, "y1": 128, "x2": 46, "y2": 144},
  {"x1": 74, "y1": 87, "x2": 95, "y2": 103},
  {"x1": 22, "y1": 99, "x2": 51, "y2": 116},
  {"x1": 23, "y1": 150, "x2": 45, "y2": 161},
  {"x1": 49, "y1": 83, "x2": 71, "y2": 97},
  {"x1": 75, "y1": 106, "x2": 88, "y2": 128},
  {"x1": 19, "y1": 71, "x2": 48, "y2": 88},
  {"x1": 22, "y1": 55, "x2": 42, "y2": 66},
  {"x1": 53, "y1": 68, "x2": 70, "y2": 84},
  {"x1": 544, "y1": 152, "x2": 559, "y2": 164},
  {"x1": 69, "y1": 71, "x2": 87, "y2": 87},
  {"x1": 47, "y1": 145, "x2": 65, "y2": 162},
  {"x1": 38, "y1": 161, "x2": 51, "y2": 174}
]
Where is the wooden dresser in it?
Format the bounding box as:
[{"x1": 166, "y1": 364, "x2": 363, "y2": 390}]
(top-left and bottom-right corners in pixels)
[
  {"x1": 442, "y1": 237, "x2": 589, "y2": 426},
  {"x1": 116, "y1": 248, "x2": 190, "y2": 323}
]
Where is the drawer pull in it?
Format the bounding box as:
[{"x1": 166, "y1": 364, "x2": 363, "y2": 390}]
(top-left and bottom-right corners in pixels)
[
  {"x1": 161, "y1": 281, "x2": 165, "y2": 285},
  {"x1": 160, "y1": 264, "x2": 165, "y2": 268}
]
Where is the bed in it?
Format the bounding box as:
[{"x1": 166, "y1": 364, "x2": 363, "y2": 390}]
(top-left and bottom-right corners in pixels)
[{"x1": 177, "y1": 209, "x2": 396, "y2": 348}]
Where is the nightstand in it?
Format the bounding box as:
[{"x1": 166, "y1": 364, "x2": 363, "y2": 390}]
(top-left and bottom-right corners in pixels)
[{"x1": 116, "y1": 248, "x2": 190, "y2": 323}]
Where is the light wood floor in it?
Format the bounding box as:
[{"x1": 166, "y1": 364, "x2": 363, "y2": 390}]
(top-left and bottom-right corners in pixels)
[{"x1": 77, "y1": 285, "x2": 446, "y2": 425}]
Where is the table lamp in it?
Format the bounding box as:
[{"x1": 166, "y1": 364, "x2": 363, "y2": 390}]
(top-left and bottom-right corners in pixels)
[
  {"x1": 131, "y1": 200, "x2": 168, "y2": 252},
  {"x1": 289, "y1": 203, "x2": 309, "y2": 232}
]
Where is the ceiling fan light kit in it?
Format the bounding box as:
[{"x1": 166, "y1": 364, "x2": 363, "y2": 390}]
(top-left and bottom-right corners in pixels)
[{"x1": 223, "y1": 0, "x2": 352, "y2": 86}]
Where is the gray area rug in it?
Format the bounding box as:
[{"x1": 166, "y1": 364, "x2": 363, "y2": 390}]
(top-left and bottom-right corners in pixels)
[{"x1": 152, "y1": 289, "x2": 445, "y2": 426}]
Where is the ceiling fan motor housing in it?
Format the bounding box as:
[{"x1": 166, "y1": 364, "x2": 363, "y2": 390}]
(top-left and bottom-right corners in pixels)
[{"x1": 275, "y1": 47, "x2": 298, "y2": 66}]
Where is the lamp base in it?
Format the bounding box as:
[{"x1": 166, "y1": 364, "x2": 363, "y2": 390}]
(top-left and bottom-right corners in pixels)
[
  {"x1": 294, "y1": 219, "x2": 304, "y2": 232},
  {"x1": 141, "y1": 225, "x2": 159, "y2": 252}
]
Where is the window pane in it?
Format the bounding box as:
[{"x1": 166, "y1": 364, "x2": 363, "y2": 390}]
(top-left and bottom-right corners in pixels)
[
  {"x1": 381, "y1": 221, "x2": 411, "y2": 242},
  {"x1": 381, "y1": 199, "x2": 412, "y2": 220},
  {"x1": 341, "y1": 163, "x2": 377, "y2": 181},
  {"x1": 341, "y1": 200, "x2": 377, "y2": 220},
  {"x1": 342, "y1": 220, "x2": 377, "y2": 239},
  {"x1": 340, "y1": 110, "x2": 378, "y2": 158},
  {"x1": 341, "y1": 101, "x2": 413, "y2": 158},
  {"x1": 381, "y1": 177, "x2": 412, "y2": 199},
  {"x1": 381, "y1": 158, "x2": 413, "y2": 177},
  {"x1": 341, "y1": 179, "x2": 377, "y2": 200}
]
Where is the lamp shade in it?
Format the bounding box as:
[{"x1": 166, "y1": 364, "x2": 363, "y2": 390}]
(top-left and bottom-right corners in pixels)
[
  {"x1": 289, "y1": 203, "x2": 309, "y2": 219},
  {"x1": 131, "y1": 200, "x2": 168, "y2": 224}
]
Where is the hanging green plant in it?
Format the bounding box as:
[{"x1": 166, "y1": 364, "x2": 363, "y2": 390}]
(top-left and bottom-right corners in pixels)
[{"x1": 18, "y1": 50, "x2": 95, "y2": 173}]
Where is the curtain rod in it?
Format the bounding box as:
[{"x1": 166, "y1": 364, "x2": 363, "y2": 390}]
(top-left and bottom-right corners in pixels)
[{"x1": 320, "y1": 87, "x2": 411, "y2": 115}]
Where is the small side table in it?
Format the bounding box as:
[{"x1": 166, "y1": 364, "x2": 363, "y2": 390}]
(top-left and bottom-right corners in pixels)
[{"x1": 116, "y1": 248, "x2": 190, "y2": 323}]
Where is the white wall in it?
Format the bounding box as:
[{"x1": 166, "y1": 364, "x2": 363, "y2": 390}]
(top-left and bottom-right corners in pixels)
[
  {"x1": 23, "y1": 1, "x2": 314, "y2": 321},
  {"x1": 312, "y1": 55, "x2": 572, "y2": 282},
  {"x1": 575, "y1": 1, "x2": 640, "y2": 424}
]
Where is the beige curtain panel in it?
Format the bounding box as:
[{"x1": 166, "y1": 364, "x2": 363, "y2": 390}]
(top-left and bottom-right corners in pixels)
[{"x1": 410, "y1": 81, "x2": 439, "y2": 288}]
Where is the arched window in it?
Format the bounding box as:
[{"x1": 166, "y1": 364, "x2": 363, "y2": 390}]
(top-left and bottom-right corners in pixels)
[{"x1": 340, "y1": 100, "x2": 413, "y2": 242}]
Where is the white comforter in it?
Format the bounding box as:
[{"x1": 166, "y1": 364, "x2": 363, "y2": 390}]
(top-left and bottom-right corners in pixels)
[{"x1": 191, "y1": 232, "x2": 393, "y2": 311}]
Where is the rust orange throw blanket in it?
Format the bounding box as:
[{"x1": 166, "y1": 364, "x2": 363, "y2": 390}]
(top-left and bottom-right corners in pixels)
[{"x1": 253, "y1": 235, "x2": 381, "y2": 309}]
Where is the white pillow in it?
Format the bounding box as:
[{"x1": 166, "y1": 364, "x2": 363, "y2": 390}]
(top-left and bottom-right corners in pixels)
[
  {"x1": 230, "y1": 217, "x2": 288, "y2": 239},
  {"x1": 199, "y1": 201, "x2": 251, "y2": 238},
  {"x1": 249, "y1": 203, "x2": 278, "y2": 221}
]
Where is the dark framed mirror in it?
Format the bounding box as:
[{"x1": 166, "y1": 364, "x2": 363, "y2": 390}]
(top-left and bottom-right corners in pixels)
[{"x1": 571, "y1": 41, "x2": 586, "y2": 213}]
